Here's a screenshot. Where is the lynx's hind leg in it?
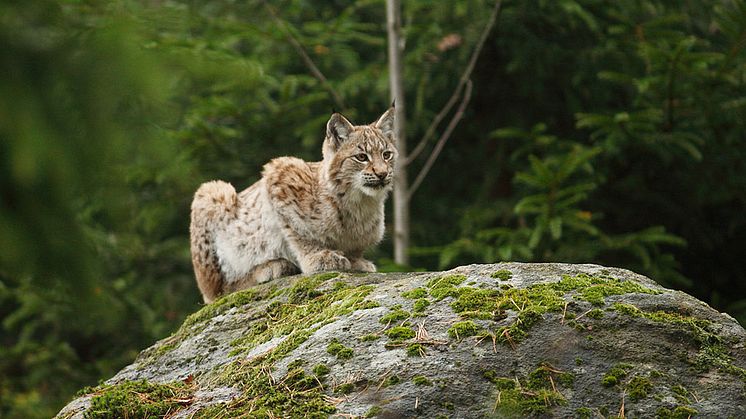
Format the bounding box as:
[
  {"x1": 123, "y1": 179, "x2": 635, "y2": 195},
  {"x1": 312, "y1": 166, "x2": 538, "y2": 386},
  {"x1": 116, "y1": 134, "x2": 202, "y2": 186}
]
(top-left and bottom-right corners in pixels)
[
  {"x1": 223, "y1": 258, "x2": 300, "y2": 295},
  {"x1": 190, "y1": 180, "x2": 238, "y2": 303}
]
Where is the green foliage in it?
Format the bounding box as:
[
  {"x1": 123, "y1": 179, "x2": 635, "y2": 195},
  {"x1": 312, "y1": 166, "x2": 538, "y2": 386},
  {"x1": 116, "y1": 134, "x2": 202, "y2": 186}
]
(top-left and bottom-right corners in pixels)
[{"x1": 415, "y1": 0, "x2": 746, "y2": 324}]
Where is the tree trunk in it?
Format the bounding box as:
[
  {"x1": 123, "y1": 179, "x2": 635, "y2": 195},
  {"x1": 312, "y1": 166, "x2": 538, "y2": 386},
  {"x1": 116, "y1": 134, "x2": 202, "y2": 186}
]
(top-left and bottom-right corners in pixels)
[{"x1": 386, "y1": 0, "x2": 409, "y2": 266}]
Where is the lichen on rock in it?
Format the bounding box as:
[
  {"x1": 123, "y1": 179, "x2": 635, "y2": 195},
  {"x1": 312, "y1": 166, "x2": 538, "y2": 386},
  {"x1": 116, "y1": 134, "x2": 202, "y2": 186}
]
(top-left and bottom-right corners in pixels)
[{"x1": 57, "y1": 263, "x2": 746, "y2": 418}]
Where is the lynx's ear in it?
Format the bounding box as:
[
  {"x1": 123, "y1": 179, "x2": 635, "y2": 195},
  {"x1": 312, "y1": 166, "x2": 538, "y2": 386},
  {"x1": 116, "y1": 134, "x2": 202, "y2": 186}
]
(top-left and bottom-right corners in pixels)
[
  {"x1": 326, "y1": 113, "x2": 354, "y2": 150},
  {"x1": 374, "y1": 106, "x2": 395, "y2": 138}
]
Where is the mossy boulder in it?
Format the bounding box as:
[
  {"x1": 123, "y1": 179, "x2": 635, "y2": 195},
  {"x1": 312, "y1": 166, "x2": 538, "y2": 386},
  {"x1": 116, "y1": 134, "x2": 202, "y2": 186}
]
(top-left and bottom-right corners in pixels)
[{"x1": 56, "y1": 263, "x2": 746, "y2": 418}]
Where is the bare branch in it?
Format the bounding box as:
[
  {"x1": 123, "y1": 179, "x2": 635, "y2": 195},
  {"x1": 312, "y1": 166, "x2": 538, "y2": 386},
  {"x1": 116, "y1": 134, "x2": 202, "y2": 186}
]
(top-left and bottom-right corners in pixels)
[
  {"x1": 404, "y1": 0, "x2": 503, "y2": 166},
  {"x1": 407, "y1": 79, "x2": 473, "y2": 199},
  {"x1": 261, "y1": 0, "x2": 347, "y2": 111}
]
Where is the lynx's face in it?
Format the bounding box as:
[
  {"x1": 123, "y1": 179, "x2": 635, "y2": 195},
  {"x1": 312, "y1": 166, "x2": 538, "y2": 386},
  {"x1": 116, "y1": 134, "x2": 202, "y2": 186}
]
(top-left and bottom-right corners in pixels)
[{"x1": 323, "y1": 108, "x2": 398, "y2": 197}]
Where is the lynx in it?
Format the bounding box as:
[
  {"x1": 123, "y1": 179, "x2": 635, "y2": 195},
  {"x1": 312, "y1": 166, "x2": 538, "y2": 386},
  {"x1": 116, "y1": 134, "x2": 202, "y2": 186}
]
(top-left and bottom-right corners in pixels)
[{"x1": 190, "y1": 107, "x2": 397, "y2": 303}]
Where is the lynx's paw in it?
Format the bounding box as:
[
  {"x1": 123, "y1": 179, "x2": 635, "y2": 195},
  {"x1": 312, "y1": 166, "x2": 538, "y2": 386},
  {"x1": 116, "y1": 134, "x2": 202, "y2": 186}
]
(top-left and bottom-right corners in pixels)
[
  {"x1": 350, "y1": 258, "x2": 377, "y2": 273},
  {"x1": 302, "y1": 250, "x2": 352, "y2": 273}
]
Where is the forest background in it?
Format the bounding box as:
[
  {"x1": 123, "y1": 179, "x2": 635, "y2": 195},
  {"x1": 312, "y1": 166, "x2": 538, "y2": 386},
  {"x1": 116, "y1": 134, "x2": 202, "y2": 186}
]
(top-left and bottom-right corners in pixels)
[{"x1": 2, "y1": 0, "x2": 746, "y2": 416}]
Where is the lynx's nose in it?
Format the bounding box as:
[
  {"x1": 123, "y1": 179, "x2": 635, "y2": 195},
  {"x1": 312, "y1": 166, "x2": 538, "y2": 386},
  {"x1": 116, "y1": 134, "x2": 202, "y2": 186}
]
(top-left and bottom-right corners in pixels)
[{"x1": 371, "y1": 164, "x2": 388, "y2": 180}]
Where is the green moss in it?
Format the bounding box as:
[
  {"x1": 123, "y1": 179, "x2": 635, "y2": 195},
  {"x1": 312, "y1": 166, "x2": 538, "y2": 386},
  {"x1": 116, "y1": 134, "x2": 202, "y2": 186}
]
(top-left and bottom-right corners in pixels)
[
  {"x1": 576, "y1": 407, "x2": 593, "y2": 419},
  {"x1": 602, "y1": 363, "x2": 633, "y2": 387},
  {"x1": 287, "y1": 359, "x2": 305, "y2": 370},
  {"x1": 199, "y1": 362, "x2": 335, "y2": 418},
  {"x1": 558, "y1": 372, "x2": 575, "y2": 388},
  {"x1": 185, "y1": 278, "x2": 387, "y2": 417},
  {"x1": 492, "y1": 383, "x2": 566, "y2": 415},
  {"x1": 402, "y1": 288, "x2": 428, "y2": 299},
  {"x1": 627, "y1": 376, "x2": 653, "y2": 401},
  {"x1": 358, "y1": 300, "x2": 381, "y2": 309},
  {"x1": 587, "y1": 308, "x2": 605, "y2": 319},
  {"x1": 365, "y1": 406, "x2": 382, "y2": 418},
  {"x1": 379, "y1": 307, "x2": 411, "y2": 324},
  {"x1": 528, "y1": 363, "x2": 574, "y2": 390},
  {"x1": 327, "y1": 339, "x2": 354, "y2": 360},
  {"x1": 84, "y1": 380, "x2": 193, "y2": 419},
  {"x1": 575, "y1": 357, "x2": 583, "y2": 366},
  {"x1": 443, "y1": 273, "x2": 655, "y2": 350},
  {"x1": 450, "y1": 287, "x2": 501, "y2": 317},
  {"x1": 312, "y1": 363, "x2": 329, "y2": 377},
  {"x1": 384, "y1": 326, "x2": 416, "y2": 341},
  {"x1": 288, "y1": 272, "x2": 339, "y2": 304},
  {"x1": 360, "y1": 333, "x2": 380, "y2": 342},
  {"x1": 491, "y1": 269, "x2": 513, "y2": 280},
  {"x1": 334, "y1": 383, "x2": 355, "y2": 395},
  {"x1": 229, "y1": 282, "x2": 375, "y2": 355},
  {"x1": 613, "y1": 302, "x2": 746, "y2": 381},
  {"x1": 427, "y1": 274, "x2": 468, "y2": 300},
  {"x1": 656, "y1": 406, "x2": 698, "y2": 419},
  {"x1": 182, "y1": 288, "x2": 263, "y2": 329},
  {"x1": 382, "y1": 375, "x2": 400, "y2": 388},
  {"x1": 447, "y1": 320, "x2": 480, "y2": 340},
  {"x1": 671, "y1": 385, "x2": 690, "y2": 404},
  {"x1": 489, "y1": 364, "x2": 569, "y2": 415},
  {"x1": 483, "y1": 370, "x2": 517, "y2": 390},
  {"x1": 412, "y1": 375, "x2": 432, "y2": 386},
  {"x1": 202, "y1": 283, "x2": 383, "y2": 414},
  {"x1": 406, "y1": 343, "x2": 425, "y2": 357},
  {"x1": 413, "y1": 298, "x2": 430, "y2": 313}
]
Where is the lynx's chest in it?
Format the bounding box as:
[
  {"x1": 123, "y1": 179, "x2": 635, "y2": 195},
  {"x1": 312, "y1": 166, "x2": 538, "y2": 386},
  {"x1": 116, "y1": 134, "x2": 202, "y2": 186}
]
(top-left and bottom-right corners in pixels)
[{"x1": 330, "y1": 198, "x2": 384, "y2": 252}]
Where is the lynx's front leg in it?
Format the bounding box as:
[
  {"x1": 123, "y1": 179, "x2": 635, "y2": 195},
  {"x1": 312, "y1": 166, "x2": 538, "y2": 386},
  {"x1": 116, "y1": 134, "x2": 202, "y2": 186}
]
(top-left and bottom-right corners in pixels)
[
  {"x1": 348, "y1": 252, "x2": 377, "y2": 272},
  {"x1": 293, "y1": 243, "x2": 352, "y2": 273}
]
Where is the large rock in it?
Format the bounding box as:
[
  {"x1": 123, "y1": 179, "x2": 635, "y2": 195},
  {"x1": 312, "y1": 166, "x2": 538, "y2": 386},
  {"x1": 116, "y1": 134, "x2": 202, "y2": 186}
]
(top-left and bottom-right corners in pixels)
[{"x1": 57, "y1": 263, "x2": 746, "y2": 418}]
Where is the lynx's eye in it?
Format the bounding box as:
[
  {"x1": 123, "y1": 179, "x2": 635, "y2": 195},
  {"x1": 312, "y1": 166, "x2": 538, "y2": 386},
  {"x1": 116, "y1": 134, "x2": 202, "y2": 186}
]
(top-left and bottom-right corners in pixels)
[
  {"x1": 382, "y1": 150, "x2": 393, "y2": 160},
  {"x1": 354, "y1": 153, "x2": 369, "y2": 162}
]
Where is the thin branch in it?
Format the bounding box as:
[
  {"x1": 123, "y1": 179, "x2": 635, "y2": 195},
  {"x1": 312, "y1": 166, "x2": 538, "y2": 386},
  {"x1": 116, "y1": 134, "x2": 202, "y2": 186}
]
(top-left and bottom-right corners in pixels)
[
  {"x1": 404, "y1": 0, "x2": 503, "y2": 165},
  {"x1": 408, "y1": 79, "x2": 473, "y2": 199},
  {"x1": 261, "y1": 0, "x2": 347, "y2": 111}
]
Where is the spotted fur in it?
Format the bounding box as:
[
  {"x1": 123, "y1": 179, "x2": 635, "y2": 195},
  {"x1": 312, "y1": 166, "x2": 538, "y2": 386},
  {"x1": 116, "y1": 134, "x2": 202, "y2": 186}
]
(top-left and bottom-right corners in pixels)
[{"x1": 190, "y1": 107, "x2": 397, "y2": 302}]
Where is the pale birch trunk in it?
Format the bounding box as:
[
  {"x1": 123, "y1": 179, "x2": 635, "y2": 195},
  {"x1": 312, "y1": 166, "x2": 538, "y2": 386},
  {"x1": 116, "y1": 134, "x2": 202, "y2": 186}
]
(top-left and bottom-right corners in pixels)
[{"x1": 386, "y1": 0, "x2": 409, "y2": 266}]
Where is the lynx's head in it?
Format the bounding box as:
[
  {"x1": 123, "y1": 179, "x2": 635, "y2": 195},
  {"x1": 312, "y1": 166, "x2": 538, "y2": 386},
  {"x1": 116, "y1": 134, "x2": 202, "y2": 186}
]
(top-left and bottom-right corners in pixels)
[{"x1": 323, "y1": 107, "x2": 398, "y2": 198}]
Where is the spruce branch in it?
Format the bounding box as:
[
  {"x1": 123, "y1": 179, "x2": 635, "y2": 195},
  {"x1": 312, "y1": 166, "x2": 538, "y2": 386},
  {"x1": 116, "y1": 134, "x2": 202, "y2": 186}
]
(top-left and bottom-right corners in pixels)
[
  {"x1": 262, "y1": 0, "x2": 347, "y2": 111},
  {"x1": 404, "y1": 0, "x2": 502, "y2": 166}
]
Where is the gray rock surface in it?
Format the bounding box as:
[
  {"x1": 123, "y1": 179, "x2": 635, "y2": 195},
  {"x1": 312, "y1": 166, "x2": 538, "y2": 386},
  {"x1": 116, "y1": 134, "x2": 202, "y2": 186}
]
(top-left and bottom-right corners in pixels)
[{"x1": 57, "y1": 263, "x2": 746, "y2": 418}]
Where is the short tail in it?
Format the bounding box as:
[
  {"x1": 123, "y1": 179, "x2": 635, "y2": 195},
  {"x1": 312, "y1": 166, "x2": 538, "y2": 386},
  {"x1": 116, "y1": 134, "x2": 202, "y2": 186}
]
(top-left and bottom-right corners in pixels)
[{"x1": 190, "y1": 180, "x2": 237, "y2": 303}]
